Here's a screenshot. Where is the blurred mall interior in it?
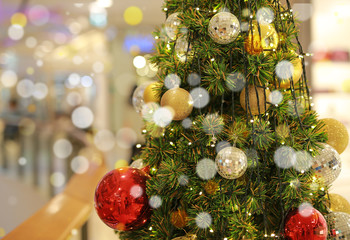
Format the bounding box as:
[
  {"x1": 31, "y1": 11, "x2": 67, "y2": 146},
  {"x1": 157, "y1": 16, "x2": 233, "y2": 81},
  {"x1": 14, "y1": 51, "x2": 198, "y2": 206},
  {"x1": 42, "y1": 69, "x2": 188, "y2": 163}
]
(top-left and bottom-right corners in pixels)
[{"x1": 0, "y1": 0, "x2": 350, "y2": 239}]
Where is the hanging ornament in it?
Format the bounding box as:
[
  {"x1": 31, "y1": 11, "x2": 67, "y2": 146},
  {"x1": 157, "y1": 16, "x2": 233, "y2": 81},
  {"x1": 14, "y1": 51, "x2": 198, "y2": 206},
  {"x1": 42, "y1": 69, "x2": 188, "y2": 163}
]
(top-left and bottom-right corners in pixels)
[
  {"x1": 326, "y1": 212, "x2": 350, "y2": 239},
  {"x1": 172, "y1": 234, "x2": 197, "y2": 240},
  {"x1": 175, "y1": 33, "x2": 194, "y2": 63},
  {"x1": 240, "y1": 85, "x2": 271, "y2": 115},
  {"x1": 208, "y1": 11, "x2": 240, "y2": 44},
  {"x1": 245, "y1": 21, "x2": 279, "y2": 55},
  {"x1": 143, "y1": 82, "x2": 161, "y2": 103},
  {"x1": 170, "y1": 209, "x2": 188, "y2": 228},
  {"x1": 165, "y1": 12, "x2": 181, "y2": 41},
  {"x1": 161, "y1": 87, "x2": 193, "y2": 120},
  {"x1": 94, "y1": 167, "x2": 151, "y2": 231},
  {"x1": 132, "y1": 82, "x2": 152, "y2": 113},
  {"x1": 215, "y1": 147, "x2": 248, "y2": 179},
  {"x1": 320, "y1": 118, "x2": 349, "y2": 154},
  {"x1": 204, "y1": 180, "x2": 219, "y2": 195},
  {"x1": 284, "y1": 207, "x2": 328, "y2": 240},
  {"x1": 311, "y1": 143, "x2": 342, "y2": 185},
  {"x1": 278, "y1": 57, "x2": 303, "y2": 89},
  {"x1": 329, "y1": 193, "x2": 350, "y2": 215}
]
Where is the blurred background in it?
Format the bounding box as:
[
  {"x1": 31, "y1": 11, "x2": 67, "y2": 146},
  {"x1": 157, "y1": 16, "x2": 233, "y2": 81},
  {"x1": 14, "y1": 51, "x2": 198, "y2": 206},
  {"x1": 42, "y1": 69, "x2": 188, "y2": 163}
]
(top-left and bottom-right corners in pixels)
[{"x1": 0, "y1": 0, "x2": 349, "y2": 239}]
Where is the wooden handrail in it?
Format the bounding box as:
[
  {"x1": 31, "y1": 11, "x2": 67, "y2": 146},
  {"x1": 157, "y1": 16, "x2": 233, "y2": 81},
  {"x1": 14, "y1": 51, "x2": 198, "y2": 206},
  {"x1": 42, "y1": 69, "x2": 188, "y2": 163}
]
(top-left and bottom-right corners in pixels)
[
  {"x1": 3, "y1": 161, "x2": 107, "y2": 240},
  {"x1": 3, "y1": 123, "x2": 109, "y2": 240}
]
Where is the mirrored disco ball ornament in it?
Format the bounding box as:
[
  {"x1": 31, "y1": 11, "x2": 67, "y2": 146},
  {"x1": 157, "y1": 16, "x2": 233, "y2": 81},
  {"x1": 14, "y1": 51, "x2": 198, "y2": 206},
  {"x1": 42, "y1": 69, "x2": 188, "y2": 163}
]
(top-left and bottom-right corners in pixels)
[
  {"x1": 132, "y1": 82, "x2": 151, "y2": 113},
  {"x1": 326, "y1": 212, "x2": 350, "y2": 239},
  {"x1": 165, "y1": 12, "x2": 181, "y2": 41},
  {"x1": 208, "y1": 11, "x2": 240, "y2": 44},
  {"x1": 311, "y1": 143, "x2": 342, "y2": 186},
  {"x1": 215, "y1": 147, "x2": 248, "y2": 179}
]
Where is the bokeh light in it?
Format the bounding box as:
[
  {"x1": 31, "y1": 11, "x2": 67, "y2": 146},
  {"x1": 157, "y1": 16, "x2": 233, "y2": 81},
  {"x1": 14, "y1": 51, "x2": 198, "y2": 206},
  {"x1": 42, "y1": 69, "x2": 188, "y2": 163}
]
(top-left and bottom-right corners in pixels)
[
  {"x1": 226, "y1": 72, "x2": 246, "y2": 92},
  {"x1": 96, "y1": 0, "x2": 113, "y2": 8},
  {"x1": 294, "y1": 151, "x2": 313, "y2": 172},
  {"x1": 276, "y1": 60, "x2": 293, "y2": 80},
  {"x1": 178, "y1": 174, "x2": 189, "y2": 186},
  {"x1": 33, "y1": 83, "x2": 48, "y2": 100},
  {"x1": 71, "y1": 106, "x2": 94, "y2": 129},
  {"x1": 149, "y1": 195, "x2": 162, "y2": 209},
  {"x1": 130, "y1": 185, "x2": 143, "y2": 198},
  {"x1": 81, "y1": 75, "x2": 93, "y2": 87},
  {"x1": 18, "y1": 157, "x2": 27, "y2": 166},
  {"x1": 196, "y1": 158, "x2": 217, "y2": 180},
  {"x1": 269, "y1": 90, "x2": 283, "y2": 105},
  {"x1": 67, "y1": 73, "x2": 81, "y2": 87},
  {"x1": 164, "y1": 73, "x2": 181, "y2": 89},
  {"x1": 50, "y1": 172, "x2": 66, "y2": 187},
  {"x1": 71, "y1": 156, "x2": 90, "y2": 174},
  {"x1": 187, "y1": 73, "x2": 201, "y2": 86},
  {"x1": 274, "y1": 146, "x2": 296, "y2": 169},
  {"x1": 181, "y1": 118, "x2": 192, "y2": 129},
  {"x1": 298, "y1": 202, "x2": 314, "y2": 217},
  {"x1": 0, "y1": 228, "x2": 6, "y2": 237},
  {"x1": 66, "y1": 92, "x2": 82, "y2": 107},
  {"x1": 25, "y1": 36, "x2": 38, "y2": 48},
  {"x1": 53, "y1": 139, "x2": 73, "y2": 159},
  {"x1": 153, "y1": 107, "x2": 173, "y2": 127},
  {"x1": 27, "y1": 5, "x2": 50, "y2": 26},
  {"x1": 133, "y1": 56, "x2": 146, "y2": 69},
  {"x1": 8, "y1": 24, "x2": 24, "y2": 41},
  {"x1": 11, "y1": 13, "x2": 27, "y2": 27},
  {"x1": 124, "y1": 6, "x2": 143, "y2": 26},
  {"x1": 94, "y1": 130, "x2": 115, "y2": 152},
  {"x1": 190, "y1": 87, "x2": 210, "y2": 109},
  {"x1": 16, "y1": 79, "x2": 34, "y2": 98},
  {"x1": 116, "y1": 127, "x2": 137, "y2": 149},
  {"x1": 1, "y1": 70, "x2": 18, "y2": 88},
  {"x1": 257, "y1": 7, "x2": 275, "y2": 25},
  {"x1": 92, "y1": 61, "x2": 104, "y2": 73},
  {"x1": 195, "y1": 212, "x2": 212, "y2": 229},
  {"x1": 114, "y1": 159, "x2": 129, "y2": 168},
  {"x1": 141, "y1": 102, "x2": 159, "y2": 122}
]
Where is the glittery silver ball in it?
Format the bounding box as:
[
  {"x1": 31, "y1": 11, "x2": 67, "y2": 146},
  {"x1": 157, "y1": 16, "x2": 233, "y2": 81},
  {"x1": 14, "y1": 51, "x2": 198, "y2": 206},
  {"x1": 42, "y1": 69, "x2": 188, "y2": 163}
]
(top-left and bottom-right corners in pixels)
[
  {"x1": 208, "y1": 12, "x2": 240, "y2": 44},
  {"x1": 215, "y1": 147, "x2": 248, "y2": 179},
  {"x1": 165, "y1": 12, "x2": 181, "y2": 41},
  {"x1": 311, "y1": 143, "x2": 342, "y2": 185},
  {"x1": 326, "y1": 212, "x2": 350, "y2": 239},
  {"x1": 132, "y1": 82, "x2": 149, "y2": 113}
]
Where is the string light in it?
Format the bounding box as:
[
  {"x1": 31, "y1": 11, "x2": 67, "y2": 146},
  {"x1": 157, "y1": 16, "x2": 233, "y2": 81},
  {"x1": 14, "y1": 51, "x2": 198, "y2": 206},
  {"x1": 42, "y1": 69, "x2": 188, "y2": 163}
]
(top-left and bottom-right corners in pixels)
[{"x1": 209, "y1": 229, "x2": 214, "y2": 233}]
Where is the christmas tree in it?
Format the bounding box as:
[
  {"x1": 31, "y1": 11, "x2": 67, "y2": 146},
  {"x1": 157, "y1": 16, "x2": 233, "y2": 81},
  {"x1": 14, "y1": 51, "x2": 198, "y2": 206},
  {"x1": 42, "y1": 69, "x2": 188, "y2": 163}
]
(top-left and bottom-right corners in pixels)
[{"x1": 94, "y1": 0, "x2": 350, "y2": 239}]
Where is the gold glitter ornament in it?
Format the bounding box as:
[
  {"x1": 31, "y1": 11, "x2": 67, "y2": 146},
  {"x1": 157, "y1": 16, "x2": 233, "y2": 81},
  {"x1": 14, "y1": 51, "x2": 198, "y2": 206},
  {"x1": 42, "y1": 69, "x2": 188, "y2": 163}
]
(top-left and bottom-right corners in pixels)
[
  {"x1": 244, "y1": 33, "x2": 263, "y2": 55},
  {"x1": 204, "y1": 180, "x2": 218, "y2": 195},
  {"x1": 172, "y1": 234, "x2": 197, "y2": 240},
  {"x1": 278, "y1": 57, "x2": 303, "y2": 89},
  {"x1": 329, "y1": 193, "x2": 350, "y2": 215},
  {"x1": 240, "y1": 85, "x2": 271, "y2": 115},
  {"x1": 320, "y1": 118, "x2": 349, "y2": 154},
  {"x1": 246, "y1": 21, "x2": 279, "y2": 55},
  {"x1": 143, "y1": 82, "x2": 160, "y2": 103},
  {"x1": 170, "y1": 209, "x2": 188, "y2": 228},
  {"x1": 161, "y1": 88, "x2": 193, "y2": 121}
]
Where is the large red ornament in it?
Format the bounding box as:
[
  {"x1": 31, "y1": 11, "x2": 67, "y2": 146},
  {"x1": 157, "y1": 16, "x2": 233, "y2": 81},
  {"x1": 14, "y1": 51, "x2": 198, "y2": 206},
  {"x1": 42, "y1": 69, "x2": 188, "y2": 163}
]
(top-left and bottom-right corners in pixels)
[
  {"x1": 94, "y1": 167, "x2": 151, "y2": 231},
  {"x1": 284, "y1": 207, "x2": 328, "y2": 240}
]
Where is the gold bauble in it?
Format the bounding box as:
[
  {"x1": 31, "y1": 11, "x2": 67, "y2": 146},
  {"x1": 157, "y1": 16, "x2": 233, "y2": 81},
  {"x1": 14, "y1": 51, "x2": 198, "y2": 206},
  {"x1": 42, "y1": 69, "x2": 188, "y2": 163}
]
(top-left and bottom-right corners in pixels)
[
  {"x1": 321, "y1": 118, "x2": 349, "y2": 154},
  {"x1": 170, "y1": 209, "x2": 188, "y2": 228},
  {"x1": 172, "y1": 234, "x2": 197, "y2": 240},
  {"x1": 246, "y1": 21, "x2": 279, "y2": 55},
  {"x1": 278, "y1": 57, "x2": 303, "y2": 88},
  {"x1": 204, "y1": 180, "x2": 218, "y2": 195},
  {"x1": 329, "y1": 193, "x2": 350, "y2": 215},
  {"x1": 244, "y1": 34, "x2": 263, "y2": 55},
  {"x1": 240, "y1": 85, "x2": 271, "y2": 115},
  {"x1": 161, "y1": 88, "x2": 193, "y2": 121},
  {"x1": 144, "y1": 82, "x2": 160, "y2": 103}
]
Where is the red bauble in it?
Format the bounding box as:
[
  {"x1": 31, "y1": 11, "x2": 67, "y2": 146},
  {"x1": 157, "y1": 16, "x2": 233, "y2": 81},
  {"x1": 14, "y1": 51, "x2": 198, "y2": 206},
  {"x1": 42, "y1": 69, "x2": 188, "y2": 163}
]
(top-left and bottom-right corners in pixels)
[
  {"x1": 284, "y1": 207, "x2": 328, "y2": 240},
  {"x1": 94, "y1": 167, "x2": 151, "y2": 231}
]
